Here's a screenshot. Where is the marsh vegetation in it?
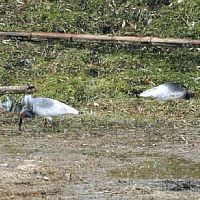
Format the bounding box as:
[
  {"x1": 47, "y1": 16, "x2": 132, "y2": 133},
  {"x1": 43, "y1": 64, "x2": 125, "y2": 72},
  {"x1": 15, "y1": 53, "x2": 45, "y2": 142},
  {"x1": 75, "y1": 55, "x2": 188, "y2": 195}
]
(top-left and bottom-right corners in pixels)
[{"x1": 0, "y1": 0, "x2": 200, "y2": 199}]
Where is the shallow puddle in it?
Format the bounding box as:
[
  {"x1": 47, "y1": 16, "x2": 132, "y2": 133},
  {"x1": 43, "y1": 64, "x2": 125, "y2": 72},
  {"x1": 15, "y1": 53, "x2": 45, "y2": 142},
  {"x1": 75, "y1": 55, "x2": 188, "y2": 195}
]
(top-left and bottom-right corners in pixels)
[{"x1": 109, "y1": 153, "x2": 200, "y2": 179}]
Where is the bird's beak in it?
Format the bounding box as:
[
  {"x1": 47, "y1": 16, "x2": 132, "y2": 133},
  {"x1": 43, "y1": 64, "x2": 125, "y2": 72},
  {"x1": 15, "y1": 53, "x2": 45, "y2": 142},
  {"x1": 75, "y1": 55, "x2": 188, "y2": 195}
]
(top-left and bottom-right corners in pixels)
[{"x1": 19, "y1": 113, "x2": 23, "y2": 131}]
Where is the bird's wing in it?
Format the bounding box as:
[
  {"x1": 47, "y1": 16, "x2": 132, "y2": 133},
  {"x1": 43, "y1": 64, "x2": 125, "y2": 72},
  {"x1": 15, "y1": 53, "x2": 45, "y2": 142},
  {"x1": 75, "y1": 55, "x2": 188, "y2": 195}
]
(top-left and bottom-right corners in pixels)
[
  {"x1": 140, "y1": 84, "x2": 186, "y2": 100},
  {"x1": 159, "y1": 83, "x2": 186, "y2": 99},
  {"x1": 33, "y1": 98, "x2": 79, "y2": 117},
  {"x1": 167, "y1": 90, "x2": 186, "y2": 99},
  {"x1": 140, "y1": 84, "x2": 169, "y2": 99}
]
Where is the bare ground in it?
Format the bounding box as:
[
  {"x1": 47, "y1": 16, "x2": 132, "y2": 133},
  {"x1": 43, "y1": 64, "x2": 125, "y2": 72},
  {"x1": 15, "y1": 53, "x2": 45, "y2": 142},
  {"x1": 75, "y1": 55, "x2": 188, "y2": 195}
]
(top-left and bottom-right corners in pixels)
[{"x1": 0, "y1": 106, "x2": 200, "y2": 200}]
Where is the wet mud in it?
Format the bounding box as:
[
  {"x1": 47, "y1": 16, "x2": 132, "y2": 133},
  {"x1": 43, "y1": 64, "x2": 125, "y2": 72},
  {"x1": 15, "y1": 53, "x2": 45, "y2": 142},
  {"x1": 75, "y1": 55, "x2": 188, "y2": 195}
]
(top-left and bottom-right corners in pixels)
[{"x1": 0, "y1": 108, "x2": 200, "y2": 199}]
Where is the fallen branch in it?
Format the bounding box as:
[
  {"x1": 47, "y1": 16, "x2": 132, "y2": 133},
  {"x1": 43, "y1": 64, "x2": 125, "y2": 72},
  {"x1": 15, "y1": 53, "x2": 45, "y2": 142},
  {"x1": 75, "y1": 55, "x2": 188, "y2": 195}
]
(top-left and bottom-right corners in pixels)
[
  {"x1": 0, "y1": 31, "x2": 200, "y2": 46},
  {"x1": 0, "y1": 85, "x2": 36, "y2": 95}
]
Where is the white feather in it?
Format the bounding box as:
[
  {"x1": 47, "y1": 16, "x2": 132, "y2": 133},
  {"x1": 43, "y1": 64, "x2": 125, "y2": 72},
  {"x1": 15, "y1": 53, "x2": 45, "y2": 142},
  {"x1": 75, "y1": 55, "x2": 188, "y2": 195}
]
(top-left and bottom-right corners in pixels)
[
  {"x1": 33, "y1": 98, "x2": 79, "y2": 117},
  {"x1": 140, "y1": 84, "x2": 170, "y2": 99},
  {"x1": 139, "y1": 83, "x2": 187, "y2": 100},
  {"x1": 22, "y1": 94, "x2": 34, "y2": 109},
  {"x1": 23, "y1": 95, "x2": 79, "y2": 119},
  {"x1": 0, "y1": 97, "x2": 12, "y2": 111}
]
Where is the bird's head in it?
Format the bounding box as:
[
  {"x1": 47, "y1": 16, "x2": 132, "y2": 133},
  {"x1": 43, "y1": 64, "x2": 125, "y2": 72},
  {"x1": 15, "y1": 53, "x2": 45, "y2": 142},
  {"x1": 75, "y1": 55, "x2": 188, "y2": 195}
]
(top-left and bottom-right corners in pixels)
[
  {"x1": 19, "y1": 109, "x2": 35, "y2": 131},
  {"x1": 185, "y1": 91, "x2": 195, "y2": 100}
]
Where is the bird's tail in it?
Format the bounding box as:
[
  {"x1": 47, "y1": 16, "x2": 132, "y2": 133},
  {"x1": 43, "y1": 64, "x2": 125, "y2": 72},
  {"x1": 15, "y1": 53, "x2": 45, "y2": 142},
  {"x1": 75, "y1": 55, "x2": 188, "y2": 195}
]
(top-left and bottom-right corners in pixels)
[{"x1": 139, "y1": 90, "x2": 152, "y2": 97}]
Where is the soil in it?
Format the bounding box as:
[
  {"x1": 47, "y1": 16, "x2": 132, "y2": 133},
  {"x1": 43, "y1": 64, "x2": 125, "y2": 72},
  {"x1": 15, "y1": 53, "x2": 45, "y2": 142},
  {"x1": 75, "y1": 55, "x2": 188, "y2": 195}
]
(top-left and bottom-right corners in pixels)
[{"x1": 0, "y1": 108, "x2": 200, "y2": 200}]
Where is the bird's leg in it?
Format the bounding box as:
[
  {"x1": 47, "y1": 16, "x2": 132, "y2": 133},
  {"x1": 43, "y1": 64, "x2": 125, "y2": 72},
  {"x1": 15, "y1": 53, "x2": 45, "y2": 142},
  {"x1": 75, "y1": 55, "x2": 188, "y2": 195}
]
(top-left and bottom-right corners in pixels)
[
  {"x1": 24, "y1": 119, "x2": 28, "y2": 129},
  {"x1": 44, "y1": 118, "x2": 48, "y2": 128},
  {"x1": 59, "y1": 116, "x2": 65, "y2": 126},
  {"x1": 19, "y1": 117, "x2": 23, "y2": 131},
  {"x1": 43, "y1": 118, "x2": 57, "y2": 131},
  {"x1": 51, "y1": 121, "x2": 57, "y2": 131}
]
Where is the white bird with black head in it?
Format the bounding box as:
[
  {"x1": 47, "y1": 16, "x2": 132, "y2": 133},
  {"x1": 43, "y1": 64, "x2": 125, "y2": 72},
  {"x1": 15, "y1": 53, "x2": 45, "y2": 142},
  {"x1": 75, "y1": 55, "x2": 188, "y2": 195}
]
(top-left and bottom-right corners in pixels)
[
  {"x1": 139, "y1": 82, "x2": 195, "y2": 100},
  {"x1": 19, "y1": 95, "x2": 79, "y2": 130}
]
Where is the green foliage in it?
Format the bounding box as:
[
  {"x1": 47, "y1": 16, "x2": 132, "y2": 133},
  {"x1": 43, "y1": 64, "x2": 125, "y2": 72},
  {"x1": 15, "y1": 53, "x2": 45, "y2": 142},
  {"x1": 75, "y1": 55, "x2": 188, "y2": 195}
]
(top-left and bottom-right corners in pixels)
[
  {"x1": 1, "y1": 0, "x2": 199, "y2": 37},
  {"x1": 0, "y1": 0, "x2": 199, "y2": 106}
]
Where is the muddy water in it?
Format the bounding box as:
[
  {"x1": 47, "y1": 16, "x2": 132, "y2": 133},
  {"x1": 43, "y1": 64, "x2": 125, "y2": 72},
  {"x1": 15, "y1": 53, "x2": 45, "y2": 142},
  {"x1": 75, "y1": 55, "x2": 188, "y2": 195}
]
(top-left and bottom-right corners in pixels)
[{"x1": 110, "y1": 153, "x2": 200, "y2": 179}]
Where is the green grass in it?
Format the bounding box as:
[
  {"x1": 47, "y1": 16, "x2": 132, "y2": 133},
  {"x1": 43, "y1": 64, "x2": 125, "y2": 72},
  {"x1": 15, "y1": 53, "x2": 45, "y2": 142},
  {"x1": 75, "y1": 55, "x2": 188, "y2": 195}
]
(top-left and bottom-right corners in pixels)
[
  {"x1": 1, "y1": 1, "x2": 199, "y2": 37},
  {"x1": 0, "y1": 0, "x2": 199, "y2": 109}
]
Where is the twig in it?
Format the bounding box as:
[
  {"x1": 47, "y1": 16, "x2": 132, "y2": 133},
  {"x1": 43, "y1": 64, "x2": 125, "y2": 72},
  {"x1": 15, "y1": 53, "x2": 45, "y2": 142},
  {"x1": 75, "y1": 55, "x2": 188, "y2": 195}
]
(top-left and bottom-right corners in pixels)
[{"x1": 0, "y1": 31, "x2": 200, "y2": 46}]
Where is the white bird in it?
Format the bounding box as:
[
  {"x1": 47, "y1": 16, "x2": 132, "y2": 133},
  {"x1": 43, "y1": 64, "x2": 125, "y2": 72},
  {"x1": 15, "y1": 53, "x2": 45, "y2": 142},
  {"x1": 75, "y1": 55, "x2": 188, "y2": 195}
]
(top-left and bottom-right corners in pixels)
[
  {"x1": 19, "y1": 95, "x2": 79, "y2": 130},
  {"x1": 139, "y1": 82, "x2": 195, "y2": 100},
  {"x1": 0, "y1": 97, "x2": 12, "y2": 112}
]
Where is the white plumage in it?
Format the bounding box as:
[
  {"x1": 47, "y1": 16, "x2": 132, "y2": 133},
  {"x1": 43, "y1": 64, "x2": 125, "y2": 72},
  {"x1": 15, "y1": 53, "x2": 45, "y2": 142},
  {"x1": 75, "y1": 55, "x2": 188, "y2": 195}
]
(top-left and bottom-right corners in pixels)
[
  {"x1": 139, "y1": 82, "x2": 194, "y2": 100},
  {"x1": 0, "y1": 97, "x2": 12, "y2": 112},
  {"x1": 33, "y1": 97, "x2": 79, "y2": 120},
  {"x1": 23, "y1": 95, "x2": 79, "y2": 120},
  {"x1": 19, "y1": 95, "x2": 79, "y2": 130}
]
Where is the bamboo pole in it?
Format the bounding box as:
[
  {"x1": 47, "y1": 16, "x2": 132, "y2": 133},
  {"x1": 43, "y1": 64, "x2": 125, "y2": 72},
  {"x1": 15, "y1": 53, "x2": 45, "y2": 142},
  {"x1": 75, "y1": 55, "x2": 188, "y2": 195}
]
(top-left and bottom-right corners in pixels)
[
  {"x1": 0, "y1": 31, "x2": 200, "y2": 46},
  {"x1": 0, "y1": 85, "x2": 36, "y2": 95}
]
